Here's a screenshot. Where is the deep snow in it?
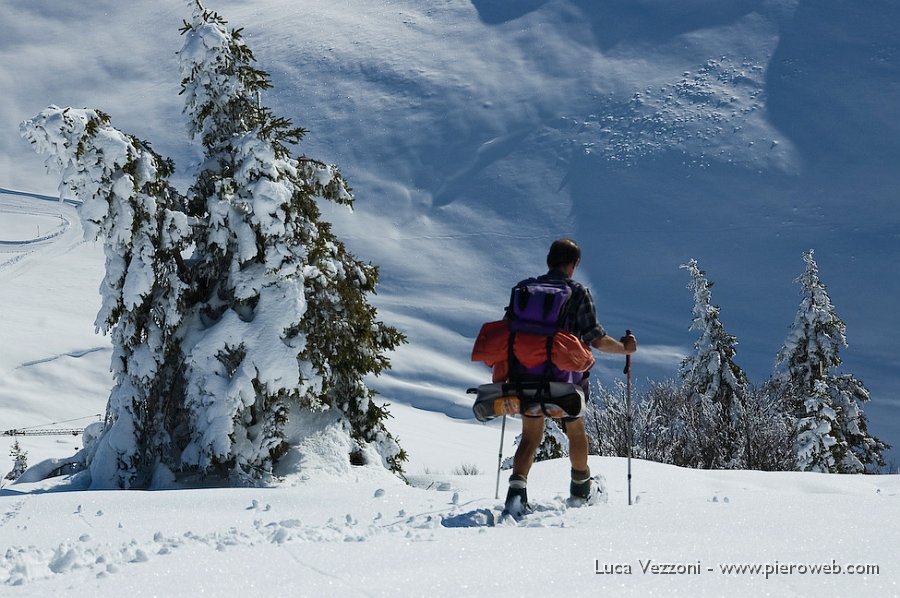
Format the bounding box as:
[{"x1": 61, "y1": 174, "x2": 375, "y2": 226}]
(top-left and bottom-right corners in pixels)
[{"x1": 3, "y1": 454, "x2": 899, "y2": 596}]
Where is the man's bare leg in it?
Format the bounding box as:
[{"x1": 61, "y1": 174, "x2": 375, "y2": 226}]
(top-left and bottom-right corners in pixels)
[
  {"x1": 564, "y1": 417, "x2": 589, "y2": 473},
  {"x1": 512, "y1": 415, "x2": 545, "y2": 479}
]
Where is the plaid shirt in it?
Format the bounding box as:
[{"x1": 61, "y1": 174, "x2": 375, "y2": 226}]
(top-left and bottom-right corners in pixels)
[{"x1": 538, "y1": 269, "x2": 607, "y2": 344}]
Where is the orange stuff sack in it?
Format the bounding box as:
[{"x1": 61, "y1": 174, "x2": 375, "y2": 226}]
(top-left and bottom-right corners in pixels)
[
  {"x1": 471, "y1": 320, "x2": 509, "y2": 366},
  {"x1": 471, "y1": 320, "x2": 595, "y2": 378}
]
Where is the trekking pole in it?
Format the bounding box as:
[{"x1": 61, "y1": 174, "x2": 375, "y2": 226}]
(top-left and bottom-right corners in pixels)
[
  {"x1": 495, "y1": 415, "x2": 507, "y2": 499},
  {"x1": 623, "y1": 329, "x2": 633, "y2": 506}
]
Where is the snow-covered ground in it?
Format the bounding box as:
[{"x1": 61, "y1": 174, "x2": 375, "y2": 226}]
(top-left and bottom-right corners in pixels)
[
  {"x1": 2, "y1": 0, "x2": 900, "y2": 595},
  {"x1": 3, "y1": 453, "x2": 899, "y2": 596}
]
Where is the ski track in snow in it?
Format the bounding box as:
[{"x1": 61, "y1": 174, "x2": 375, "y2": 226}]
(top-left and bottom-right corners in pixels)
[
  {"x1": 0, "y1": 187, "x2": 79, "y2": 206},
  {"x1": 0, "y1": 209, "x2": 70, "y2": 246},
  {"x1": 279, "y1": 544, "x2": 376, "y2": 598},
  {"x1": 0, "y1": 189, "x2": 81, "y2": 275}
]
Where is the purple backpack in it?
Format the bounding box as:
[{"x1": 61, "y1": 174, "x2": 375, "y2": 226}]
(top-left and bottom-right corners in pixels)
[
  {"x1": 507, "y1": 277, "x2": 582, "y2": 384},
  {"x1": 508, "y1": 278, "x2": 571, "y2": 333}
]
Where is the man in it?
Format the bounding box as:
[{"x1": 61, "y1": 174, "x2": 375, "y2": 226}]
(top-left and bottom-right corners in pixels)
[{"x1": 505, "y1": 238, "x2": 637, "y2": 514}]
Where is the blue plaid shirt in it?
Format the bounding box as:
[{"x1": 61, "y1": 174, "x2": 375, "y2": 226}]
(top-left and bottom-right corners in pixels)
[{"x1": 538, "y1": 269, "x2": 607, "y2": 344}]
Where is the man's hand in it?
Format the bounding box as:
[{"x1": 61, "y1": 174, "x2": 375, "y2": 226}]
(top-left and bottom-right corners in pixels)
[
  {"x1": 591, "y1": 333, "x2": 637, "y2": 355},
  {"x1": 620, "y1": 331, "x2": 637, "y2": 355}
]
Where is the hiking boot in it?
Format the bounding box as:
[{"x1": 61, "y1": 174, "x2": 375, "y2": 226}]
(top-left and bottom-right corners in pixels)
[
  {"x1": 503, "y1": 474, "x2": 530, "y2": 520},
  {"x1": 570, "y1": 476, "x2": 592, "y2": 501},
  {"x1": 570, "y1": 467, "x2": 592, "y2": 500},
  {"x1": 567, "y1": 467, "x2": 598, "y2": 507},
  {"x1": 567, "y1": 469, "x2": 605, "y2": 507}
]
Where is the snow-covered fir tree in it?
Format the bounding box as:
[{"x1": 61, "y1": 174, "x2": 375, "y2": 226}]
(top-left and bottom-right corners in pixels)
[
  {"x1": 21, "y1": 108, "x2": 189, "y2": 489},
  {"x1": 20, "y1": 2, "x2": 405, "y2": 486},
  {"x1": 176, "y1": 2, "x2": 405, "y2": 480},
  {"x1": 679, "y1": 260, "x2": 749, "y2": 469},
  {"x1": 776, "y1": 250, "x2": 888, "y2": 473},
  {"x1": 5, "y1": 441, "x2": 28, "y2": 481}
]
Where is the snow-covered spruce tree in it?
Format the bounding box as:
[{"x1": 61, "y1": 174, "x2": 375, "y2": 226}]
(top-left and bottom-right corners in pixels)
[
  {"x1": 775, "y1": 250, "x2": 888, "y2": 473},
  {"x1": 5, "y1": 441, "x2": 29, "y2": 481},
  {"x1": 21, "y1": 108, "x2": 189, "y2": 488},
  {"x1": 177, "y1": 3, "x2": 405, "y2": 480},
  {"x1": 679, "y1": 260, "x2": 748, "y2": 469}
]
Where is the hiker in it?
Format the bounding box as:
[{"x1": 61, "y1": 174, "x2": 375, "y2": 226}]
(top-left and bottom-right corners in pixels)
[{"x1": 504, "y1": 238, "x2": 637, "y2": 512}]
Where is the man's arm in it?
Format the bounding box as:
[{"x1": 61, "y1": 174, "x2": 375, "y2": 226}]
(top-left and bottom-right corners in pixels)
[{"x1": 591, "y1": 333, "x2": 637, "y2": 355}]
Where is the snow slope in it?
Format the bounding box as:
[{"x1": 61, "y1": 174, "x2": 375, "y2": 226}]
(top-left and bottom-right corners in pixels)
[{"x1": 2, "y1": 1, "x2": 900, "y2": 594}]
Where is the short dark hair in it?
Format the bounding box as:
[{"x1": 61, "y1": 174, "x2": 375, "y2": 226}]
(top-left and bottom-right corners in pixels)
[{"x1": 547, "y1": 238, "x2": 581, "y2": 269}]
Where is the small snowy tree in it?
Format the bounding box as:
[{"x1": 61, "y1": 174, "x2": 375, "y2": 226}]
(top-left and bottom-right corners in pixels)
[
  {"x1": 584, "y1": 378, "x2": 712, "y2": 467},
  {"x1": 829, "y1": 374, "x2": 888, "y2": 471},
  {"x1": 679, "y1": 260, "x2": 748, "y2": 469},
  {"x1": 5, "y1": 441, "x2": 29, "y2": 481},
  {"x1": 776, "y1": 250, "x2": 888, "y2": 473},
  {"x1": 21, "y1": 108, "x2": 189, "y2": 489}
]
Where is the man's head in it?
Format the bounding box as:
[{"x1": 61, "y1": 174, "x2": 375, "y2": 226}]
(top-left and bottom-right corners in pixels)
[{"x1": 547, "y1": 238, "x2": 581, "y2": 271}]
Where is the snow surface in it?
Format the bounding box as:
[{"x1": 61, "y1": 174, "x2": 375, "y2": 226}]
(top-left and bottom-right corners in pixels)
[
  {"x1": 3, "y1": 454, "x2": 899, "y2": 596},
  {"x1": 2, "y1": 0, "x2": 900, "y2": 595}
]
